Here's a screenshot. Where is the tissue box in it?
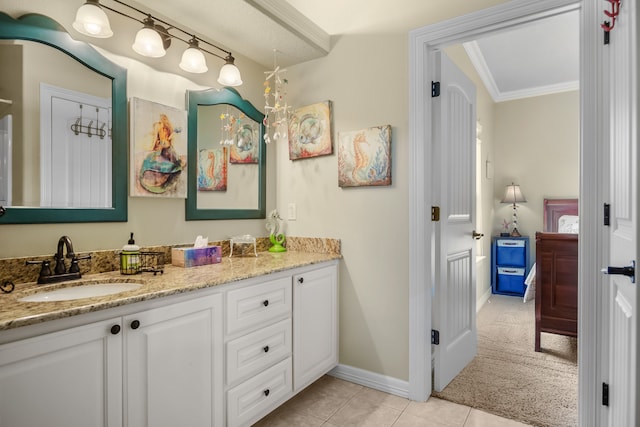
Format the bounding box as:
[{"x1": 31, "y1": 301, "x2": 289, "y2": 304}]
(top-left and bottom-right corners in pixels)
[{"x1": 171, "y1": 246, "x2": 222, "y2": 268}]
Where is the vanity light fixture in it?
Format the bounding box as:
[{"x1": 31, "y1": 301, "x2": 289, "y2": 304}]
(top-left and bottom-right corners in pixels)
[
  {"x1": 73, "y1": 0, "x2": 113, "y2": 38},
  {"x1": 72, "y1": 0, "x2": 243, "y2": 86},
  {"x1": 131, "y1": 15, "x2": 167, "y2": 58},
  {"x1": 179, "y1": 38, "x2": 208, "y2": 74}
]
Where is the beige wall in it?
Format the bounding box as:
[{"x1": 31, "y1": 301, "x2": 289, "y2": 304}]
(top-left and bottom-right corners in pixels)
[{"x1": 493, "y1": 91, "x2": 580, "y2": 263}]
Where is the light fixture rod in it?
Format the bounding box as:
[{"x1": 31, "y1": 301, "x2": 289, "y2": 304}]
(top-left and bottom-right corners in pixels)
[{"x1": 107, "y1": 0, "x2": 232, "y2": 57}]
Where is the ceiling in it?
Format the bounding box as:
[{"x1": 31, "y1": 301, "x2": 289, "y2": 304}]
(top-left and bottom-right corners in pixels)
[{"x1": 131, "y1": 0, "x2": 579, "y2": 102}]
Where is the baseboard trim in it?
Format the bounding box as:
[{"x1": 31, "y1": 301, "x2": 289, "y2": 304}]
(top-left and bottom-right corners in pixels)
[
  {"x1": 477, "y1": 287, "x2": 492, "y2": 312},
  {"x1": 328, "y1": 364, "x2": 410, "y2": 399}
]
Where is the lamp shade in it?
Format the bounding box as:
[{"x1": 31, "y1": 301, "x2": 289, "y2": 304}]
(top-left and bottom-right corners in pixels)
[
  {"x1": 501, "y1": 183, "x2": 527, "y2": 204},
  {"x1": 132, "y1": 18, "x2": 166, "y2": 58},
  {"x1": 72, "y1": 0, "x2": 113, "y2": 38},
  {"x1": 217, "y1": 55, "x2": 243, "y2": 86},
  {"x1": 179, "y1": 40, "x2": 208, "y2": 73}
]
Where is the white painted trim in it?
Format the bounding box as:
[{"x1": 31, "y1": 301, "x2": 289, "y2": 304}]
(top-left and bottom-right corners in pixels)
[
  {"x1": 409, "y1": 2, "x2": 602, "y2": 426},
  {"x1": 244, "y1": 0, "x2": 331, "y2": 54},
  {"x1": 328, "y1": 364, "x2": 409, "y2": 399},
  {"x1": 464, "y1": 41, "x2": 579, "y2": 102},
  {"x1": 477, "y1": 287, "x2": 492, "y2": 313}
]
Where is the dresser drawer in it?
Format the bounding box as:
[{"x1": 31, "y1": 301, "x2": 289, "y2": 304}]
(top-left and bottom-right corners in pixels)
[
  {"x1": 226, "y1": 277, "x2": 291, "y2": 335},
  {"x1": 226, "y1": 319, "x2": 291, "y2": 386},
  {"x1": 227, "y1": 358, "x2": 292, "y2": 427},
  {"x1": 496, "y1": 239, "x2": 526, "y2": 266}
]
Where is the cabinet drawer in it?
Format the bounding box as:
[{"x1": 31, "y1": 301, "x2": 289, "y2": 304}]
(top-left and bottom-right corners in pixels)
[
  {"x1": 496, "y1": 267, "x2": 525, "y2": 294},
  {"x1": 227, "y1": 358, "x2": 292, "y2": 427},
  {"x1": 226, "y1": 319, "x2": 291, "y2": 386},
  {"x1": 227, "y1": 277, "x2": 291, "y2": 335},
  {"x1": 496, "y1": 240, "x2": 526, "y2": 266}
]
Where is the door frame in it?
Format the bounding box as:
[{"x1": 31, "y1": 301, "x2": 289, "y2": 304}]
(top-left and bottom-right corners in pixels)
[{"x1": 408, "y1": 1, "x2": 606, "y2": 426}]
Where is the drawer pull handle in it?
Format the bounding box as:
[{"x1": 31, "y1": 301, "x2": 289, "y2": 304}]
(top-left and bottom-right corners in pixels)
[
  {"x1": 298, "y1": 277, "x2": 304, "y2": 284},
  {"x1": 263, "y1": 389, "x2": 270, "y2": 397},
  {"x1": 263, "y1": 300, "x2": 269, "y2": 307},
  {"x1": 110, "y1": 324, "x2": 121, "y2": 335},
  {"x1": 263, "y1": 345, "x2": 270, "y2": 353},
  {"x1": 130, "y1": 320, "x2": 141, "y2": 330}
]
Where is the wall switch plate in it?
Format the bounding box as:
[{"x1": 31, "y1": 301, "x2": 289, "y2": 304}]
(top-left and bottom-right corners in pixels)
[{"x1": 288, "y1": 203, "x2": 297, "y2": 221}]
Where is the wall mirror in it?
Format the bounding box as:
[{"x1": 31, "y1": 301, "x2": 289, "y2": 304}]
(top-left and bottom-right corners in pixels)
[
  {"x1": 0, "y1": 12, "x2": 127, "y2": 223},
  {"x1": 186, "y1": 87, "x2": 266, "y2": 220}
]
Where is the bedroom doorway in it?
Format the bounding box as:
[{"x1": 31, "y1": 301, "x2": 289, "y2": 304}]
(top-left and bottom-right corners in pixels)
[{"x1": 408, "y1": 0, "x2": 605, "y2": 426}]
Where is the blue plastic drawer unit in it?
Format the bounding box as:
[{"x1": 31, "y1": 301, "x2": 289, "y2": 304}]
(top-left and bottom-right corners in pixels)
[
  {"x1": 496, "y1": 267, "x2": 526, "y2": 295},
  {"x1": 491, "y1": 236, "x2": 529, "y2": 297},
  {"x1": 496, "y1": 239, "x2": 526, "y2": 266}
]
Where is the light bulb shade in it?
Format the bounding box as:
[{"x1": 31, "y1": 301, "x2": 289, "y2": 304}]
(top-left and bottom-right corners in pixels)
[
  {"x1": 132, "y1": 18, "x2": 166, "y2": 58},
  {"x1": 72, "y1": 0, "x2": 113, "y2": 38},
  {"x1": 217, "y1": 55, "x2": 243, "y2": 86},
  {"x1": 179, "y1": 42, "x2": 208, "y2": 73},
  {"x1": 501, "y1": 182, "x2": 527, "y2": 204}
]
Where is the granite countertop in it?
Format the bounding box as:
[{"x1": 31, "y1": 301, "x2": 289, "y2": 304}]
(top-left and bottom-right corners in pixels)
[{"x1": 0, "y1": 251, "x2": 340, "y2": 332}]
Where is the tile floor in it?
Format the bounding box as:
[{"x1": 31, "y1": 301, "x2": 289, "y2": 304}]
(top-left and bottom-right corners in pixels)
[{"x1": 254, "y1": 375, "x2": 530, "y2": 427}]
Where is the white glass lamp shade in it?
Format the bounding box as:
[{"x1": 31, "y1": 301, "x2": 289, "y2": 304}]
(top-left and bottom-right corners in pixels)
[
  {"x1": 501, "y1": 183, "x2": 526, "y2": 204},
  {"x1": 72, "y1": 1, "x2": 113, "y2": 38},
  {"x1": 132, "y1": 19, "x2": 166, "y2": 58},
  {"x1": 217, "y1": 55, "x2": 243, "y2": 86},
  {"x1": 179, "y1": 41, "x2": 208, "y2": 73}
]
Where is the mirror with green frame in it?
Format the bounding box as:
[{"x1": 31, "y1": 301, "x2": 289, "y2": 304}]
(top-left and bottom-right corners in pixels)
[
  {"x1": 0, "y1": 12, "x2": 127, "y2": 223},
  {"x1": 185, "y1": 87, "x2": 266, "y2": 220}
]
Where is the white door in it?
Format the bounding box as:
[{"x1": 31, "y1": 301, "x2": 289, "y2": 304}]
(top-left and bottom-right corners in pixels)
[
  {"x1": 0, "y1": 318, "x2": 122, "y2": 427},
  {"x1": 603, "y1": 1, "x2": 638, "y2": 424},
  {"x1": 432, "y1": 51, "x2": 478, "y2": 391},
  {"x1": 293, "y1": 263, "x2": 338, "y2": 392},
  {"x1": 124, "y1": 295, "x2": 223, "y2": 427}
]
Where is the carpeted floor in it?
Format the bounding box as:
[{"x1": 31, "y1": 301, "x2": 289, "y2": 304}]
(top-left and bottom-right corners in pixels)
[{"x1": 433, "y1": 294, "x2": 578, "y2": 427}]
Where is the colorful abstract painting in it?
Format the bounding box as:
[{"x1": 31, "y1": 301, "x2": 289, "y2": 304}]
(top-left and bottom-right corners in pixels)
[
  {"x1": 230, "y1": 123, "x2": 259, "y2": 164},
  {"x1": 288, "y1": 101, "x2": 333, "y2": 160},
  {"x1": 130, "y1": 98, "x2": 187, "y2": 198},
  {"x1": 338, "y1": 125, "x2": 392, "y2": 187},
  {"x1": 197, "y1": 147, "x2": 228, "y2": 191}
]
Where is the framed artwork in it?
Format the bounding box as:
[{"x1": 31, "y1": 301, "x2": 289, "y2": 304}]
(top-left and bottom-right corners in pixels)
[
  {"x1": 130, "y1": 98, "x2": 187, "y2": 197},
  {"x1": 229, "y1": 122, "x2": 259, "y2": 164},
  {"x1": 338, "y1": 125, "x2": 392, "y2": 187},
  {"x1": 288, "y1": 100, "x2": 333, "y2": 160},
  {"x1": 198, "y1": 147, "x2": 228, "y2": 191}
]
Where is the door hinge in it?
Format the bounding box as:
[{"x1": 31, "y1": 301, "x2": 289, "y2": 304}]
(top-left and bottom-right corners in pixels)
[
  {"x1": 431, "y1": 329, "x2": 440, "y2": 345},
  {"x1": 431, "y1": 81, "x2": 440, "y2": 97},
  {"x1": 431, "y1": 206, "x2": 440, "y2": 222},
  {"x1": 602, "y1": 382, "x2": 609, "y2": 406},
  {"x1": 604, "y1": 203, "x2": 610, "y2": 226}
]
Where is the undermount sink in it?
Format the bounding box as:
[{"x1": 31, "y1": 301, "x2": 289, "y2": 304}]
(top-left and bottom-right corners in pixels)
[{"x1": 19, "y1": 283, "x2": 143, "y2": 302}]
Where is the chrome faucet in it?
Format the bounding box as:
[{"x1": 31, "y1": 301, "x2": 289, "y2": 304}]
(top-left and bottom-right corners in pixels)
[{"x1": 26, "y1": 235, "x2": 91, "y2": 284}]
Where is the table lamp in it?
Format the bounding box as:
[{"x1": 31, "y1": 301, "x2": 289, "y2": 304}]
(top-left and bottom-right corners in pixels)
[{"x1": 501, "y1": 182, "x2": 527, "y2": 237}]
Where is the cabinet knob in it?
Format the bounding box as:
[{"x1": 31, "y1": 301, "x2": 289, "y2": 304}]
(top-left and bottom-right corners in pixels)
[
  {"x1": 263, "y1": 300, "x2": 269, "y2": 307},
  {"x1": 298, "y1": 277, "x2": 304, "y2": 284},
  {"x1": 130, "y1": 320, "x2": 140, "y2": 330},
  {"x1": 263, "y1": 345, "x2": 270, "y2": 353},
  {"x1": 110, "y1": 324, "x2": 121, "y2": 335},
  {"x1": 263, "y1": 389, "x2": 270, "y2": 397}
]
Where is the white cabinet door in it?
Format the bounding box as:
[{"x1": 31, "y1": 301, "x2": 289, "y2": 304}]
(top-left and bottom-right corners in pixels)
[
  {"x1": 124, "y1": 294, "x2": 223, "y2": 427},
  {"x1": 0, "y1": 317, "x2": 122, "y2": 427},
  {"x1": 293, "y1": 263, "x2": 338, "y2": 392}
]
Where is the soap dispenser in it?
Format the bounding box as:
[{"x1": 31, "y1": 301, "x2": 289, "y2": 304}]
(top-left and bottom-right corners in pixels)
[{"x1": 121, "y1": 232, "x2": 140, "y2": 275}]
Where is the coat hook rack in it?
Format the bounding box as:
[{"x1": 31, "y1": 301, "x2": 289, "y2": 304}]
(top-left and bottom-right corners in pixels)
[
  {"x1": 69, "y1": 104, "x2": 109, "y2": 139},
  {"x1": 601, "y1": 0, "x2": 621, "y2": 45}
]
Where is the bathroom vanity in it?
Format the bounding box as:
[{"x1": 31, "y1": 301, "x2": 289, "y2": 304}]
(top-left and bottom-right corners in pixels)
[{"x1": 0, "y1": 252, "x2": 339, "y2": 427}]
